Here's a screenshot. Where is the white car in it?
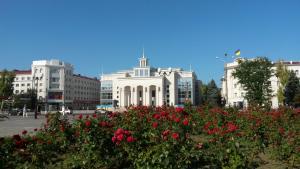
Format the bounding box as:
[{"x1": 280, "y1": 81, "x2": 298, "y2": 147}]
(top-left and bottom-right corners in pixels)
[{"x1": 59, "y1": 109, "x2": 72, "y2": 114}]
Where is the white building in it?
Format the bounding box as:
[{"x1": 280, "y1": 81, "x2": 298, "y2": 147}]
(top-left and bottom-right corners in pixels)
[
  {"x1": 12, "y1": 60, "x2": 100, "y2": 110},
  {"x1": 100, "y1": 53, "x2": 199, "y2": 107},
  {"x1": 221, "y1": 59, "x2": 300, "y2": 108}
]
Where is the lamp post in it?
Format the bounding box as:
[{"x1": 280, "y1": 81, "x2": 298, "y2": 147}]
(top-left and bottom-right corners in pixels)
[
  {"x1": 216, "y1": 55, "x2": 230, "y2": 107},
  {"x1": 34, "y1": 76, "x2": 39, "y2": 119},
  {"x1": 159, "y1": 69, "x2": 172, "y2": 106}
]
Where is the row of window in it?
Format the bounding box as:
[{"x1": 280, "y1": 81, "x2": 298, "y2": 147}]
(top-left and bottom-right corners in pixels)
[
  {"x1": 15, "y1": 77, "x2": 31, "y2": 81},
  {"x1": 14, "y1": 83, "x2": 42, "y2": 87},
  {"x1": 134, "y1": 68, "x2": 149, "y2": 77}
]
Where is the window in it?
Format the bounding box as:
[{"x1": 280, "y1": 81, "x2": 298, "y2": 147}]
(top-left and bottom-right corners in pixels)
[
  {"x1": 234, "y1": 93, "x2": 237, "y2": 97},
  {"x1": 15, "y1": 90, "x2": 19, "y2": 94},
  {"x1": 15, "y1": 77, "x2": 18, "y2": 81},
  {"x1": 296, "y1": 70, "x2": 299, "y2": 75},
  {"x1": 27, "y1": 83, "x2": 30, "y2": 86},
  {"x1": 39, "y1": 89, "x2": 42, "y2": 92},
  {"x1": 21, "y1": 83, "x2": 25, "y2": 86},
  {"x1": 140, "y1": 69, "x2": 144, "y2": 76},
  {"x1": 40, "y1": 83, "x2": 42, "y2": 86},
  {"x1": 21, "y1": 90, "x2": 24, "y2": 93},
  {"x1": 21, "y1": 77, "x2": 25, "y2": 80},
  {"x1": 234, "y1": 84, "x2": 237, "y2": 88},
  {"x1": 16, "y1": 84, "x2": 19, "y2": 87},
  {"x1": 27, "y1": 77, "x2": 31, "y2": 80}
]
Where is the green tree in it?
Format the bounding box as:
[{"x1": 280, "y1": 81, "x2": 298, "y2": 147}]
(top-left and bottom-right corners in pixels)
[
  {"x1": 275, "y1": 61, "x2": 290, "y2": 106},
  {"x1": 232, "y1": 57, "x2": 273, "y2": 107},
  {"x1": 284, "y1": 71, "x2": 300, "y2": 107},
  {"x1": 13, "y1": 89, "x2": 37, "y2": 110},
  {"x1": 0, "y1": 69, "x2": 15, "y2": 111},
  {"x1": 206, "y1": 79, "x2": 221, "y2": 107}
]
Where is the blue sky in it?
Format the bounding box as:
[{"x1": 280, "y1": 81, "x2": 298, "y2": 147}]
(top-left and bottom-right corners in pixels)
[{"x1": 1, "y1": 0, "x2": 300, "y2": 85}]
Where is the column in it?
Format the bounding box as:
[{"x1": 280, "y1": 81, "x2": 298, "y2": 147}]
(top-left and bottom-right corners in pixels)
[
  {"x1": 156, "y1": 86, "x2": 160, "y2": 106},
  {"x1": 131, "y1": 87, "x2": 135, "y2": 106},
  {"x1": 144, "y1": 86, "x2": 147, "y2": 106}
]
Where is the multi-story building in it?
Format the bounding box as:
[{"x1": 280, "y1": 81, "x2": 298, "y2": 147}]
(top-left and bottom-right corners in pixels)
[
  {"x1": 100, "y1": 53, "x2": 199, "y2": 107},
  {"x1": 12, "y1": 60, "x2": 100, "y2": 111},
  {"x1": 13, "y1": 70, "x2": 32, "y2": 95},
  {"x1": 221, "y1": 58, "x2": 300, "y2": 108}
]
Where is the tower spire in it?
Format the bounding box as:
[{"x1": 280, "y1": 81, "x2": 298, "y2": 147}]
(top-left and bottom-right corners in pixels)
[{"x1": 142, "y1": 47, "x2": 145, "y2": 58}]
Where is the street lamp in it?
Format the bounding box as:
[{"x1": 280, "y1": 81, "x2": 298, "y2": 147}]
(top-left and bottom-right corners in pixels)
[
  {"x1": 159, "y1": 68, "x2": 172, "y2": 106},
  {"x1": 216, "y1": 54, "x2": 232, "y2": 107},
  {"x1": 34, "y1": 76, "x2": 39, "y2": 119}
]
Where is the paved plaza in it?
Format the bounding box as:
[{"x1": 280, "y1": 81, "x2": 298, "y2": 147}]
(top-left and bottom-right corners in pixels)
[
  {"x1": 0, "y1": 113, "x2": 81, "y2": 137},
  {"x1": 0, "y1": 115, "x2": 46, "y2": 137}
]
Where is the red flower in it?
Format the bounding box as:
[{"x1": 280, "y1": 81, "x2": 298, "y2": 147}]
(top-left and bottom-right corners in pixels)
[
  {"x1": 92, "y1": 114, "x2": 97, "y2": 118},
  {"x1": 34, "y1": 128, "x2": 38, "y2": 131},
  {"x1": 47, "y1": 140, "x2": 52, "y2": 145},
  {"x1": 227, "y1": 122, "x2": 238, "y2": 132},
  {"x1": 174, "y1": 117, "x2": 180, "y2": 123},
  {"x1": 152, "y1": 122, "x2": 158, "y2": 128},
  {"x1": 153, "y1": 113, "x2": 161, "y2": 120},
  {"x1": 162, "y1": 130, "x2": 170, "y2": 136},
  {"x1": 60, "y1": 125, "x2": 65, "y2": 132},
  {"x1": 172, "y1": 133, "x2": 179, "y2": 140},
  {"x1": 278, "y1": 127, "x2": 285, "y2": 135},
  {"x1": 175, "y1": 107, "x2": 184, "y2": 113},
  {"x1": 207, "y1": 128, "x2": 220, "y2": 135},
  {"x1": 22, "y1": 130, "x2": 27, "y2": 135},
  {"x1": 124, "y1": 130, "x2": 131, "y2": 136},
  {"x1": 115, "y1": 128, "x2": 124, "y2": 135},
  {"x1": 86, "y1": 115, "x2": 90, "y2": 119},
  {"x1": 85, "y1": 120, "x2": 91, "y2": 127},
  {"x1": 127, "y1": 136, "x2": 135, "y2": 143},
  {"x1": 99, "y1": 121, "x2": 107, "y2": 127},
  {"x1": 13, "y1": 134, "x2": 21, "y2": 141},
  {"x1": 117, "y1": 134, "x2": 124, "y2": 141},
  {"x1": 203, "y1": 121, "x2": 212, "y2": 130},
  {"x1": 112, "y1": 136, "x2": 117, "y2": 142},
  {"x1": 183, "y1": 118, "x2": 189, "y2": 126},
  {"x1": 78, "y1": 114, "x2": 83, "y2": 119}
]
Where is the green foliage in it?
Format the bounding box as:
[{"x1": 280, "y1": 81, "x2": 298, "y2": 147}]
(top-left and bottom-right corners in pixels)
[
  {"x1": 0, "y1": 69, "x2": 15, "y2": 111},
  {"x1": 232, "y1": 57, "x2": 273, "y2": 107},
  {"x1": 199, "y1": 80, "x2": 222, "y2": 107},
  {"x1": 275, "y1": 61, "x2": 291, "y2": 105},
  {"x1": 284, "y1": 71, "x2": 300, "y2": 107},
  {"x1": 0, "y1": 106, "x2": 299, "y2": 168}
]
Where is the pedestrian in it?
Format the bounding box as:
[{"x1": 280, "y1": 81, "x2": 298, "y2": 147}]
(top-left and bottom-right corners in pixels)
[{"x1": 23, "y1": 105, "x2": 27, "y2": 117}]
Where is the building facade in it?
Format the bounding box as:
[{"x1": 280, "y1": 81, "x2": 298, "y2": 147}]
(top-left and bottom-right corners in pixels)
[
  {"x1": 12, "y1": 60, "x2": 100, "y2": 111},
  {"x1": 221, "y1": 59, "x2": 300, "y2": 108},
  {"x1": 100, "y1": 54, "x2": 199, "y2": 107}
]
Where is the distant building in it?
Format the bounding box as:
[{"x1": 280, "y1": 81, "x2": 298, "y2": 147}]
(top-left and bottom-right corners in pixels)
[
  {"x1": 12, "y1": 60, "x2": 100, "y2": 111},
  {"x1": 221, "y1": 59, "x2": 300, "y2": 108},
  {"x1": 100, "y1": 52, "x2": 199, "y2": 107}
]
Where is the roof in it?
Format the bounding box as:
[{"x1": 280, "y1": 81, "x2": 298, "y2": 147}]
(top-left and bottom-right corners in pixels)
[
  {"x1": 14, "y1": 70, "x2": 32, "y2": 75},
  {"x1": 73, "y1": 74, "x2": 100, "y2": 82}
]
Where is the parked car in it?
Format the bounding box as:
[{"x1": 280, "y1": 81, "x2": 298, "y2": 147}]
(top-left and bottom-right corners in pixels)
[
  {"x1": 59, "y1": 108, "x2": 73, "y2": 114},
  {"x1": 9, "y1": 108, "x2": 22, "y2": 116}
]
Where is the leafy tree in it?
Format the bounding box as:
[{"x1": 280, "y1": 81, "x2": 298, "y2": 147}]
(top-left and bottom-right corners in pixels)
[
  {"x1": 206, "y1": 80, "x2": 222, "y2": 107},
  {"x1": 284, "y1": 71, "x2": 300, "y2": 107},
  {"x1": 275, "y1": 61, "x2": 290, "y2": 106},
  {"x1": 13, "y1": 89, "x2": 37, "y2": 110},
  {"x1": 0, "y1": 69, "x2": 15, "y2": 111},
  {"x1": 232, "y1": 57, "x2": 273, "y2": 107}
]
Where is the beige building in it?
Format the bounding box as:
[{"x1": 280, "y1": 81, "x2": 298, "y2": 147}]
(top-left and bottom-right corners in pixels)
[
  {"x1": 12, "y1": 60, "x2": 100, "y2": 111},
  {"x1": 100, "y1": 53, "x2": 199, "y2": 107},
  {"x1": 221, "y1": 59, "x2": 300, "y2": 108}
]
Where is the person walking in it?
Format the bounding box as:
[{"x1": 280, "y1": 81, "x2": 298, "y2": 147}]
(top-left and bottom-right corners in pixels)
[{"x1": 23, "y1": 104, "x2": 27, "y2": 117}]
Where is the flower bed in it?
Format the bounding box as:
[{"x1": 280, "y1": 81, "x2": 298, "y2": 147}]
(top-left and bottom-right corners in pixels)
[{"x1": 0, "y1": 106, "x2": 299, "y2": 168}]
